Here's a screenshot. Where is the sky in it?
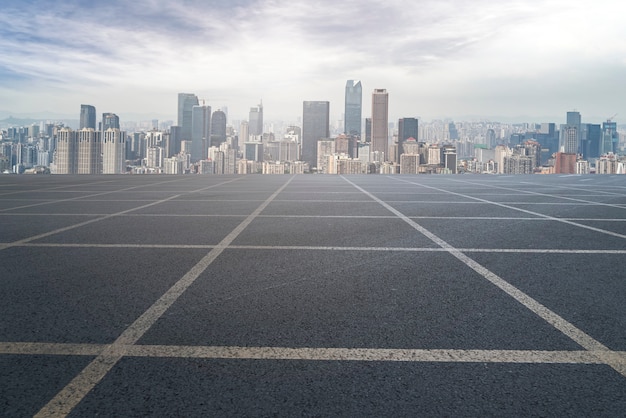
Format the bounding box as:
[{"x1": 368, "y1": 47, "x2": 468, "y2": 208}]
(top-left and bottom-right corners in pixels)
[{"x1": 1, "y1": 0, "x2": 626, "y2": 124}]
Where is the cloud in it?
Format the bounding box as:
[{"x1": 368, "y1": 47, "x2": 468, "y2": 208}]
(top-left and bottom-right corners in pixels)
[{"x1": 0, "y1": 0, "x2": 625, "y2": 122}]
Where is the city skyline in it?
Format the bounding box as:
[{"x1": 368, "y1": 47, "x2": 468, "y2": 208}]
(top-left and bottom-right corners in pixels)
[{"x1": 1, "y1": 0, "x2": 625, "y2": 123}]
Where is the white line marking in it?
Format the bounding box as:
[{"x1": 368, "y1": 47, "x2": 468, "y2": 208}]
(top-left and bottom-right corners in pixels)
[
  {"x1": 34, "y1": 176, "x2": 295, "y2": 418},
  {"x1": 0, "y1": 178, "x2": 244, "y2": 252},
  {"x1": 341, "y1": 176, "x2": 625, "y2": 378},
  {"x1": 4, "y1": 341, "x2": 624, "y2": 365},
  {"x1": 8, "y1": 242, "x2": 626, "y2": 254},
  {"x1": 0, "y1": 177, "x2": 193, "y2": 212},
  {"x1": 394, "y1": 178, "x2": 626, "y2": 240}
]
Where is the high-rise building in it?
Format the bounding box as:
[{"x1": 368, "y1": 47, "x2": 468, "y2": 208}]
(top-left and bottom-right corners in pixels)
[
  {"x1": 371, "y1": 89, "x2": 389, "y2": 159},
  {"x1": 249, "y1": 102, "x2": 264, "y2": 136},
  {"x1": 191, "y1": 105, "x2": 211, "y2": 161},
  {"x1": 560, "y1": 111, "x2": 581, "y2": 154},
  {"x1": 102, "y1": 128, "x2": 126, "y2": 174},
  {"x1": 211, "y1": 110, "x2": 227, "y2": 148},
  {"x1": 54, "y1": 128, "x2": 77, "y2": 174},
  {"x1": 581, "y1": 123, "x2": 601, "y2": 159},
  {"x1": 169, "y1": 126, "x2": 182, "y2": 157},
  {"x1": 365, "y1": 118, "x2": 372, "y2": 143},
  {"x1": 317, "y1": 139, "x2": 335, "y2": 174},
  {"x1": 239, "y1": 121, "x2": 249, "y2": 145},
  {"x1": 344, "y1": 80, "x2": 362, "y2": 137},
  {"x1": 302, "y1": 101, "x2": 330, "y2": 169},
  {"x1": 602, "y1": 120, "x2": 618, "y2": 154},
  {"x1": 178, "y1": 93, "x2": 199, "y2": 141},
  {"x1": 80, "y1": 105, "x2": 96, "y2": 129},
  {"x1": 76, "y1": 128, "x2": 101, "y2": 174},
  {"x1": 102, "y1": 113, "x2": 120, "y2": 131},
  {"x1": 397, "y1": 117, "x2": 418, "y2": 162}
]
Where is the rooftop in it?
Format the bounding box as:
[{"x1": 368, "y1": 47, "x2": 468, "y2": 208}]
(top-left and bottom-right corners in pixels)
[{"x1": 1, "y1": 173, "x2": 625, "y2": 416}]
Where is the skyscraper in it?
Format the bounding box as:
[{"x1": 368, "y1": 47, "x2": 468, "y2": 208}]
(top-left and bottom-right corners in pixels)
[
  {"x1": 560, "y1": 111, "x2": 581, "y2": 154},
  {"x1": 211, "y1": 110, "x2": 227, "y2": 148},
  {"x1": 80, "y1": 105, "x2": 96, "y2": 129},
  {"x1": 249, "y1": 102, "x2": 264, "y2": 136},
  {"x1": 102, "y1": 128, "x2": 126, "y2": 174},
  {"x1": 102, "y1": 113, "x2": 120, "y2": 131},
  {"x1": 302, "y1": 101, "x2": 330, "y2": 169},
  {"x1": 54, "y1": 128, "x2": 77, "y2": 174},
  {"x1": 191, "y1": 104, "x2": 211, "y2": 161},
  {"x1": 178, "y1": 93, "x2": 199, "y2": 141},
  {"x1": 76, "y1": 128, "x2": 101, "y2": 174},
  {"x1": 602, "y1": 120, "x2": 618, "y2": 154},
  {"x1": 344, "y1": 80, "x2": 362, "y2": 137},
  {"x1": 397, "y1": 117, "x2": 418, "y2": 161},
  {"x1": 371, "y1": 89, "x2": 389, "y2": 159},
  {"x1": 239, "y1": 121, "x2": 249, "y2": 144}
]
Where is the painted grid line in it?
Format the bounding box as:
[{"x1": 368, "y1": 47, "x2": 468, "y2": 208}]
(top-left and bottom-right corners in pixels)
[
  {"x1": 33, "y1": 176, "x2": 295, "y2": 418},
  {"x1": 393, "y1": 177, "x2": 626, "y2": 240},
  {"x1": 0, "y1": 177, "x2": 193, "y2": 212},
  {"x1": 3, "y1": 341, "x2": 626, "y2": 366},
  {"x1": 7, "y1": 242, "x2": 626, "y2": 254},
  {"x1": 0, "y1": 178, "x2": 243, "y2": 252},
  {"x1": 342, "y1": 176, "x2": 626, "y2": 378}
]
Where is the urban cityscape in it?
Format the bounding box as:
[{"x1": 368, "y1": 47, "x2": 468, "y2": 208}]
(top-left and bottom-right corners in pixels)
[{"x1": 1, "y1": 80, "x2": 625, "y2": 176}]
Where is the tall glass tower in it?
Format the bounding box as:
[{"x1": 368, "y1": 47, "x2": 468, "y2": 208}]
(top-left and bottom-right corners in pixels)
[
  {"x1": 302, "y1": 101, "x2": 330, "y2": 169},
  {"x1": 102, "y1": 113, "x2": 120, "y2": 131},
  {"x1": 249, "y1": 102, "x2": 264, "y2": 136},
  {"x1": 191, "y1": 105, "x2": 211, "y2": 162},
  {"x1": 397, "y1": 117, "x2": 418, "y2": 161},
  {"x1": 80, "y1": 105, "x2": 96, "y2": 129},
  {"x1": 560, "y1": 111, "x2": 581, "y2": 154},
  {"x1": 344, "y1": 80, "x2": 362, "y2": 137},
  {"x1": 178, "y1": 93, "x2": 199, "y2": 141}
]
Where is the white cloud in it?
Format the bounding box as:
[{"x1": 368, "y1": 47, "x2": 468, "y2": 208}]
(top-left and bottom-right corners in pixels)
[{"x1": 1, "y1": 0, "x2": 625, "y2": 122}]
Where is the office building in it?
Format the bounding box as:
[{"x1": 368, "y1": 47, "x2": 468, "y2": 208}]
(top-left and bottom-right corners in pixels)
[
  {"x1": 371, "y1": 89, "x2": 389, "y2": 159},
  {"x1": 249, "y1": 103, "x2": 264, "y2": 136},
  {"x1": 344, "y1": 80, "x2": 362, "y2": 137},
  {"x1": 102, "y1": 128, "x2": 126, "y2": 174},
  {"x1": 54, "y1": 128, "x2": 77, "y2": 174},
  {"x1": 76, "y1": 128, "x2": 101, "y2": 174},
  {"x1": 317, "y1": 139, "x2": 335, "y2": 174},
  {"x1": 560, "y1": 111, "x2": 581, "y2": 154},
  {"x1": 191, "y1": 104, "x2": 211, "y2": 161},
  {"x1": 244, "y1": 142, "x2": 264, "y2": 162},
  {"x1": 302, "y1": 101, "x2": 330, "y2": 169},
  {"x1": 80, "y1": 105, "x2": 96, "y2": 129},
  {"x1": 400, "y1": 154, "x2": 420, "y2": 174},
  {"x1": 602, "y1": 120, "x2": 618, "y2": 155},
  {"x1": 178, "y1": 93, "x2": 199, "y2": 141},
  {"x1": 102, "y1": 113, "x2": 120, "y2": 131},
  {"x1": 211, "y1": 110, "x2": 227, "y2": 148},
  {"x1": 239, "y1": 121, "x2": 249, "y2": 144},
  {"x1": 397, "y1": 117, "x2": 418, "y2": 162}
]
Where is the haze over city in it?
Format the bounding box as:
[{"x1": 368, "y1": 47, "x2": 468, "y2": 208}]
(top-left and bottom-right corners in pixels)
[{"x1": 2, "y1": 0, "x2": 626, "y2": 122}]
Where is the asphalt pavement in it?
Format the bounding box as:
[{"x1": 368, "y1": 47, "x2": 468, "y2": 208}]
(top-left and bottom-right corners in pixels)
[{"x1": 1, "y1": 173, "x2": 625, "y2": 417}]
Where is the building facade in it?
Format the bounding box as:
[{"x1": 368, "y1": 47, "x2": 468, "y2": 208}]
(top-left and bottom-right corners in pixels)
[
  {"x1": 371, "y1": 89, "x2": 389, "y2": 159},
  {"x1": 302, "y1": 101, "x2": 330, "y2": 169},
  {"x1": 344, "y1": 80, "x2": 362, "y2": 137}
]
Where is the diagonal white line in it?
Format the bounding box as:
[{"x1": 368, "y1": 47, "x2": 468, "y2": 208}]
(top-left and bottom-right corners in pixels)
[
  {"x1": 0, "y1": 177, "x2": 192, "y2": 212},
  {"x1": 393, "y1": 177, "x2": 626, "y2": 240},
  {"x1": 454, "y1": 178, "x2": 626, "y2": 208},
  {"x1": 341, "y1": 176, "x2": 625, "y2": 378},
  {"x1": 34, "y1": 175, "x2": 295, "y2": 418},
  {"x1": 0, "y1": 178, "x2": 243, "y2": 252}
]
